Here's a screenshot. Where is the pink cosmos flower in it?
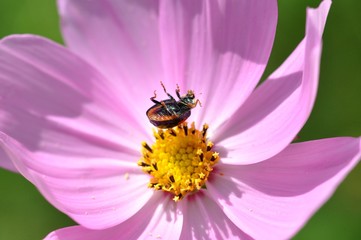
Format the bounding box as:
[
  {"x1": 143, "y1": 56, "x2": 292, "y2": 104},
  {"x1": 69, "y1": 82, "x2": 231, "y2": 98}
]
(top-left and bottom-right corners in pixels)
[{"x1": 0, "y1": 0, "x2": 360, "y2": 239}]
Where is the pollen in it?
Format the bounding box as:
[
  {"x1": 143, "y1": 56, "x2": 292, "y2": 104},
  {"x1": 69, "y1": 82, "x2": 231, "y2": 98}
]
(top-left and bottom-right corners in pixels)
[{"x1": 138, "y1": 122, "x2": 220, "y2": 201}]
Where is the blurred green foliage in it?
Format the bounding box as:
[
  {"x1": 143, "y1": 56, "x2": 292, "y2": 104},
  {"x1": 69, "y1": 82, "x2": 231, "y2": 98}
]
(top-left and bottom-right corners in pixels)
[{"x1": 0, "y1": 0, "x2": 360, "y2": 239}]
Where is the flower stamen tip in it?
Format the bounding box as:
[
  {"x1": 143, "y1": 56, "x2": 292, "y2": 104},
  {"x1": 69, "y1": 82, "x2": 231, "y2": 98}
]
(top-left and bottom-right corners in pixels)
[{"x1": 139, "y1": 122, "x2": 219, "y2": 201}]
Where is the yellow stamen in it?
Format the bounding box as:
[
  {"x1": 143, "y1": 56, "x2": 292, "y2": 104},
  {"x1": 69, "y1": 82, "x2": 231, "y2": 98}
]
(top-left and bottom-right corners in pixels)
[{"x1": 138, "y1": 122, "x2": 220, "y2": 201}]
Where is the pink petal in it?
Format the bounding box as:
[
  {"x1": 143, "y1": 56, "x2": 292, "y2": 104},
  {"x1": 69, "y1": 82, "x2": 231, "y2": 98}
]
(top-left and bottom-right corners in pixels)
[
  {"x1": 57, "y1": 0, "x2": 165, "y2": 120},
  {"x1": 45, "y1": 193, "x2": 183, "y2": 240},
  {"x1": 180, "y1": 191, "x2": 251, "y2": 239},
  {"x1": 0, "y1": 149, "x2": 17, "y2": 171},
  {"x1": 158, "y1": 0, "x2": 277, "y2": 130},
  {"x1": 1, "y1": 133, "x2": 153, "y2": 230},
  {"x1": 207, "y1": 137, "x2": 361, "y2": 239},
  {"x1": 0, "y1": 34, "x2": 149, "y2": 173},
  {"x1": 0, "y1": 35, "x2": 154, "y2": 228},
  {"x1": 214, "y1": 0, "x2": 332, "y2": 164},
  {"x1": 0, "y1": 35, "x2": 149, "y2": 157},
  {"x1": 58, "y1": 1, "x2": 277, "y2": 131}
]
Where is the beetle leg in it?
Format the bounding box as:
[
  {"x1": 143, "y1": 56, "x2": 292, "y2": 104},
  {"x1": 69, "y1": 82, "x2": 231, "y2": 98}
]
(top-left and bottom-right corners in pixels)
[
  {"x1": 188, "y1": 99, "x2": 202, "y2": 108},
  {"x1": 161, "y1": 101, "x2": 179, "y2": 115},
  {"x1": 151, "y1": 90, "x2": 161, "y2": 104},
  {"x1": 161, "y1": 101, "x2": 174, "y2": 114},
  {"x1": 160, "y1": 81, "x2": 176, "y2": 100},
  {"x1": 161, "y1": 101, "x2": 167, "y2": 108},
  {"x1": 176, "y1": 84, "x2": 182, "y2": 99}
]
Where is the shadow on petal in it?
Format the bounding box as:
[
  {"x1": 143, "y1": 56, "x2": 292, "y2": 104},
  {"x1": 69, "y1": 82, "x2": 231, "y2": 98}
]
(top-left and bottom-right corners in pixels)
[
  {"x1": 181, "y1": 191, "x2": 251, "y2": 239},
  {"x1": 207, "y1": 168, "x2": 244, "y2": 205},
  {"x1": 0, "y1": 36, "x2": 140, "y2": 163},
  {"x1": 214, "y1": 71, "x2": 302, "y2": 142}
]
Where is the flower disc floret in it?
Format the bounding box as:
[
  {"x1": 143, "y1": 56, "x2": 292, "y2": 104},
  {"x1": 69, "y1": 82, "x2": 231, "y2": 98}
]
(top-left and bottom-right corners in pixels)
[{"x1": 138, "y1": 122, "x2": 219, "y2": 201}]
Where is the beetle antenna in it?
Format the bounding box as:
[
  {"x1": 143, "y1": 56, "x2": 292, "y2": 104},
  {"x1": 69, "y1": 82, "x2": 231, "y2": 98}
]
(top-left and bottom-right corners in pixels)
[{"x1": 196, "y1": 99, "x2": 202, "y2": 107}]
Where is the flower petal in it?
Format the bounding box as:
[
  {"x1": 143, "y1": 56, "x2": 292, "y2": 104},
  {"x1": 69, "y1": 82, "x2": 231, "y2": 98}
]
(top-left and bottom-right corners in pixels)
[
  {"x1": 214, "y1": 0, "x2": 332, "y2": 164},
  {"x1": 45, "y1": 193, "x2": 183, "y2": 240},
  {"x1": 0, "y1": 35, "x2": 152, "y2": 226},
  {"x1": 0, "y1": 149, "x2": 17, "y2": 171},
  {"x1": 57, "y1": 0, "x2": 165, "y2": 119},
  {"x1": 158, "y1": 0, "x2": 278, "y2": 130},
  {"x1": 58, "y1": 0, "x2": 277, "y2": 130},
  {"x1": 180, "y1": 191, "x2": 251, "y2": 239},
  {"x1": 1, "y1": 132, "x2": 153, "y2": 229},
  {"x1": 0, "y1": 35, "x2": 150, "y2": 166},
  {"x1": 207, "y1": 137, "x2": 361, "y2": 239}
]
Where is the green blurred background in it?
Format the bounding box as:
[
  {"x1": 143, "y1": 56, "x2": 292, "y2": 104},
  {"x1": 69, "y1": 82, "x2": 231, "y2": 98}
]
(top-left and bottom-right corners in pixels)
[{"x1": 0, "y1": 0, "x2": 360, "y2": 239}]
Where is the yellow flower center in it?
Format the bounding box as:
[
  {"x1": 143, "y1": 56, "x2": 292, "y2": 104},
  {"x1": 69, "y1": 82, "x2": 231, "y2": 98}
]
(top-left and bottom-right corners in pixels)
[{"x1": 138, "y1": 122, "x2": 220, "y2": 201}]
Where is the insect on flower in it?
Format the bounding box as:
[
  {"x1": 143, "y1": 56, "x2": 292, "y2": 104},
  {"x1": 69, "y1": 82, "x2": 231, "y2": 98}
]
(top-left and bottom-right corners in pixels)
[
  {"x1": 1, "y1": 1, "x2": 360, "y2": 239},
  {"x1": 146, "y1": 82, "x2": 201, "y2": 129}
]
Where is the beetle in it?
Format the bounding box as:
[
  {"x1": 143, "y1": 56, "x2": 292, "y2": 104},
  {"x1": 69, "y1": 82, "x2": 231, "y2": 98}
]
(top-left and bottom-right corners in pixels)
[{"x1": 146, "y1": 82, "x2": 201, "y2": 129}]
